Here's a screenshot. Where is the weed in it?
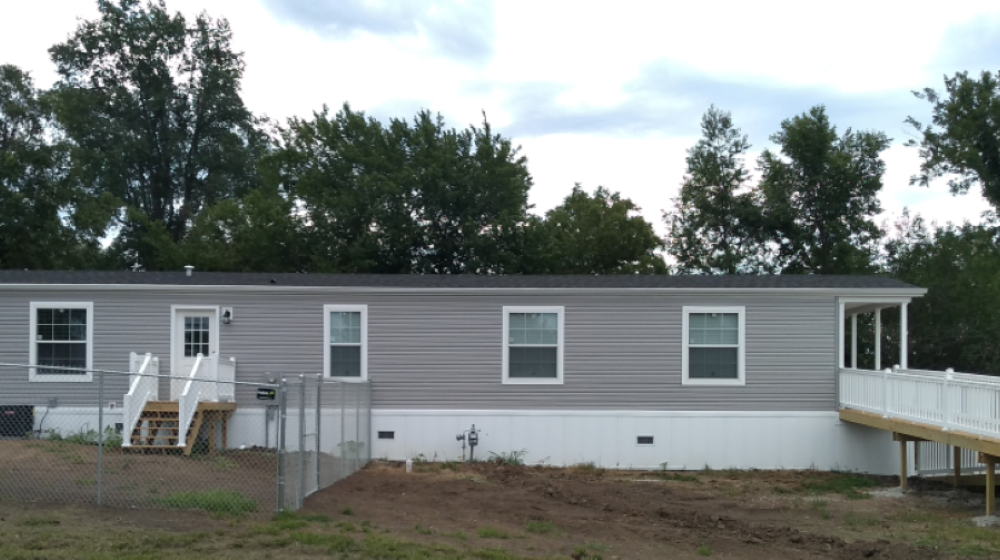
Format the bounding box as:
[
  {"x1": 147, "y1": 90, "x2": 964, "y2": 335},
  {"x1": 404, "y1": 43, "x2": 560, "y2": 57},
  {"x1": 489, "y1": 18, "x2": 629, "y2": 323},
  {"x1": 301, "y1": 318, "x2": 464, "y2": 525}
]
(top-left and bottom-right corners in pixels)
[
  {"x1": 414, "y1": 524, "x2": 433, "y2": 535},
  {"x1": 341, "y1": 506, "x2": 354, "y2": 515},
  {"x1": 698, "y1": 543, "x2": 712, "y2": 556},
  {"x1": 571, "y1": 462, "x2": 606, "y2": 476},
  {"x1": 74, "y1": 477, "x2": 96, "y2": 486},
  {"x1": 441, "y1": 461, "x2": 460, "y2": 471},
  {"x1": 477, "y1": 526, "x2": 509, "y2": 539},
  {"x1": 336, "y1": 521, "x2": 357, "y2": 532},
  {"x1": 488, "y1": 449, "x2": 527, "y2": 466},
  {"x1": 525, "y1": 520, "x2": 555, "y2": 534},
  {"x1": 800, "y1": 471, "x2": 879, "y2": 499},
  {"x1": 660, "y1": 472, "x2": 699, "y2": 483},
  {"x1": 572, "y1": 545, "x2": 604, "y2": 559},
  {"x1": 448, "y1": 531, "x2": 467, "y2": 541},
  {"x1": 152, "y1": 490, "x2": 257, "y2": 516}
]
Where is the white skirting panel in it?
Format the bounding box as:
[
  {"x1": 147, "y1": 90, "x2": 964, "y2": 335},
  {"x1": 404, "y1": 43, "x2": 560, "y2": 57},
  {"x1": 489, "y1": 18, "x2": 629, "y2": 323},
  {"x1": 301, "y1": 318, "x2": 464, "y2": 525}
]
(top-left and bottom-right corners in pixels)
[{"x1": 370, "y1": 410, "x2": 903, "y2": 475}]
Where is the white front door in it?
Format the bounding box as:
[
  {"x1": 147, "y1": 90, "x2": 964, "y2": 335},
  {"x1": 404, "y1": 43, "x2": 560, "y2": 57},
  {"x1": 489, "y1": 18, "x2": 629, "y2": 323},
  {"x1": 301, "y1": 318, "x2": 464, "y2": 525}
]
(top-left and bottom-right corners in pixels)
[{"x1": 171, "y1": 308, "x2": 218, "y2": 399}]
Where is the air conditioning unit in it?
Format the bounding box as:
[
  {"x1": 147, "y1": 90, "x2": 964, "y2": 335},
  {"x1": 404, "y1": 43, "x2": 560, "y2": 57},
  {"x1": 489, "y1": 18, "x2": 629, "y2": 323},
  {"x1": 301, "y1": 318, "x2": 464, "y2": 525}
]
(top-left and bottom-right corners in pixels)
[{"x1": 0, "y1": 405, "x2": 34, "y2": 438}]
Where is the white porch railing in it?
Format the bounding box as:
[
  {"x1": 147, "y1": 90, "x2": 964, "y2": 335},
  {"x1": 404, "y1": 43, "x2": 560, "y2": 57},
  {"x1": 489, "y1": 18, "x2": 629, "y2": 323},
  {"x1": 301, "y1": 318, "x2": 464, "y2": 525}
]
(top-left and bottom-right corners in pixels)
[
  {"x1": 177, "y1": 353, "x2": 215, "y2": 449},
  {"x1": 121, "y1": 352, "x2": 159, "y2": 448},
  {"x1": 218, "y1": 356, "x2": 236, "y2": 402},
  {"x1": 839, "y1": 367, "x2": 1000, "y2": 440}
]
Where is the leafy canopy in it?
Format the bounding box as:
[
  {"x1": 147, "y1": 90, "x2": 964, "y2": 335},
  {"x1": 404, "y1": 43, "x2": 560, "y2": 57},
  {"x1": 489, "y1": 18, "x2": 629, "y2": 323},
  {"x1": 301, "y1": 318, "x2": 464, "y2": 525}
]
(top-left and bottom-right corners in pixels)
[{"x1": 907, "y1": 70, "x2": 1000, "y2": 210}]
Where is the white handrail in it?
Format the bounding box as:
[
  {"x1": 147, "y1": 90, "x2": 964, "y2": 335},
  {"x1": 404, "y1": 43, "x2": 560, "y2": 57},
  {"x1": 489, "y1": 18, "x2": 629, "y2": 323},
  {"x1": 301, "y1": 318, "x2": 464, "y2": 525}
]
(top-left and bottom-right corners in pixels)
[
  {"x1": 840, "y1": 367, "x2": 1000, "y2": 440},
  {"x1": 121, "y1": 352, "x2": 158, "y2": 448},
  {"x1": 177, "y1": 353, "x2": 215, "y2": 448}
]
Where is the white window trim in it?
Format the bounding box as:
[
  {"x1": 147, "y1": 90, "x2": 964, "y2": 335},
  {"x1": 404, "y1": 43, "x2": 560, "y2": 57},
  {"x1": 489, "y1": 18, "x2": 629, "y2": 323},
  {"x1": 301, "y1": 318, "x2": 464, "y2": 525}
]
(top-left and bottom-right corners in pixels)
[
  {"x1": 29, "y1": 301, "x2": 94, "y2": 383},
  {"x1": 681, "y1": 306, "x2": 746, "y2": 387},
  {"x1": 323, "y1": 304, "x2": 368, "y2": 382},
  {"x1": 502, "y1": 306, "x2": 565, "y2": 385}
]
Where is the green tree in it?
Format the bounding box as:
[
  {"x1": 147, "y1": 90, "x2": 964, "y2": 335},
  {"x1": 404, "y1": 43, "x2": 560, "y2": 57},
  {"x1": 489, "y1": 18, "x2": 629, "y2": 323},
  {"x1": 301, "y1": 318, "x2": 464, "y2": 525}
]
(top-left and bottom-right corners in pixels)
[
  {"x1": 758, "y1": 106, "x2": 888, "y2": 274},
  {"x1": 0, "y1": 64, "x2": 99, "y2": 269},
  {"x1": 274, "y1": 104, "x2": 419, "y2": 273},
  {"x1": 666, "y1": 106, "x2": 770, "y2": 274},
  {"x1": 180, "y1": 186, "x2": 304, "y2": 272},
  {"x1": 48, "y1": 0, "x2": 267, "y2": 269},
  {"x1": 530, "y1": 184, "x2": 665, "y2": 274},
  {"x1": 274, "y1": 105, "x2": 533, "y2": 274},
  {"x1": 408, "y1": 111, "x2": 533, "y2": 274},
  {"x1": 886, "y1": 214, "x2": 1000, "y2": 374},
  {"x1": 907, "y1": 71, "x2": 1000, "y2": 210}
]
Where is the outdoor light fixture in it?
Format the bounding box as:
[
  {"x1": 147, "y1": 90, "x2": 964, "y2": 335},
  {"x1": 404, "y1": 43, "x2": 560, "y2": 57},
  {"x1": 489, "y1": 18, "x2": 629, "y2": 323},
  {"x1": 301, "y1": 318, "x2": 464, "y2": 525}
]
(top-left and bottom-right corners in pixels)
[{"x1": 222, "y1": 307, "x2": 233, "y2": 325}]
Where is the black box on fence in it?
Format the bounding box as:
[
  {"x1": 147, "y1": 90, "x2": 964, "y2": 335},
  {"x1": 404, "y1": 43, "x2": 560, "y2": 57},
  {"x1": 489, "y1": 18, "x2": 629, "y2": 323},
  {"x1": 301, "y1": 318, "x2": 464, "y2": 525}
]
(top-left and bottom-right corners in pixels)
[{"x1": 0, "y1": 405, "x2": 34, "y2": 438}]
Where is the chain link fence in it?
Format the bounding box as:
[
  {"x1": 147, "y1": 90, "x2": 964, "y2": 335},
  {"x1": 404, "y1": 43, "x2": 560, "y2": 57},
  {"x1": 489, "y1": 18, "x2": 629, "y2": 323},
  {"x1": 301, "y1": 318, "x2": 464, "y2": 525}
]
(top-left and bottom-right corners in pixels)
[{"x1": 0, "y1": 363, "x2": 370, "y2": 516}]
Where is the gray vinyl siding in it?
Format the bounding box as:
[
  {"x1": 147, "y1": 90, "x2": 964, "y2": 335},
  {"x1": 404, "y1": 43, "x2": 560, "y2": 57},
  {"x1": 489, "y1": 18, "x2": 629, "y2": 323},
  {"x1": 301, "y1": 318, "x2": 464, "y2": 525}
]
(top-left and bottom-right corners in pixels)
[{"x1": 0, "y1": 288, "x2": 835, "y2": 411}]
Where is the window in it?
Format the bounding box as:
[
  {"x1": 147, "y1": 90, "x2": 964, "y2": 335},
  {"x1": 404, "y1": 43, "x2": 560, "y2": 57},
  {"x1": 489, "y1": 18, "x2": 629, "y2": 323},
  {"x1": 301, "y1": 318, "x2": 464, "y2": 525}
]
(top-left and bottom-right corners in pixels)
[
  {"x1": 29, "y1": 302, "x2": 94, "y2": 382},
  {"x1": 682, "y1": 306, "x2": 745, "y2": 386},
  {"x1": 323, "y1": 305, "x2": 367, "y2": 381},
  {"x1": 502, "y1": 306, "x2": 564, "y2": 385},
  {"x1": 183, "y1": 316, "x2": 210, "y2": 357}
]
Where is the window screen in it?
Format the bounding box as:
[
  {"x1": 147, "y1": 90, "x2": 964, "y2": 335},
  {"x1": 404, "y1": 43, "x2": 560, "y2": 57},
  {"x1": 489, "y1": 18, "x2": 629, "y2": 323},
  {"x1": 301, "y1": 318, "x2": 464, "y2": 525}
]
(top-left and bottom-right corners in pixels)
[
  {"x1": 688, "y1": 313, "x2": 739, "y2": 379},
  {"x1": 329, "y1": 311, "x2": 362, "y2": 377},
  {"x1": 507, "y1": 312, "x2": 558, "y2": 378},
  {"x1": 36, "y1": 308, "x2": 88, "y2": 374}
]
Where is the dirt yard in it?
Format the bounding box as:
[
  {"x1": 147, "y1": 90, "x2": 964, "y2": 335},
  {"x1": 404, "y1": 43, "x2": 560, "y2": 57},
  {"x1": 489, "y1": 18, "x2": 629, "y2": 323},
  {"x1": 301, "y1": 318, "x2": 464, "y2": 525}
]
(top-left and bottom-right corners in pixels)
[
  {"x1": 0, "y1": 439, "x2": 277, "y2": 511},
  {"x1": 1, "y1": 459, "x2": 999, "y2": 559}
]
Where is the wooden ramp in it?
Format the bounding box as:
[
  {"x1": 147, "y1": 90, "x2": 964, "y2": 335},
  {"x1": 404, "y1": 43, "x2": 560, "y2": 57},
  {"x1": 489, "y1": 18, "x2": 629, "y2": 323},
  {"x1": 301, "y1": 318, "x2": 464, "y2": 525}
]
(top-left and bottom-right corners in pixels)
[
  {"x1": 126, "y1": 401, "x2": 236, "y2": 456},
  {"x1": 840, "y1": 409, "x2": 1000, "y2": 515}
]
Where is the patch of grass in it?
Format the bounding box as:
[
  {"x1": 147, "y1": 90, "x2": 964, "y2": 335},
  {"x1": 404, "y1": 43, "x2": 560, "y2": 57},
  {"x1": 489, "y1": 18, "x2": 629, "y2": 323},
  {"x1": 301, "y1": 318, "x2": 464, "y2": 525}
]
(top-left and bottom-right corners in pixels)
[
  {"x1": 414, "y1": 524, "x2": 433, "y2": 535},
  {"x1": 570, "y1": 462, "x2": 606, "y2": 476},
  {"x1": 448, "y1": 531, "x2": 468, "y2": 541},
  {"x1": 18, "y1": 516, "x2": 60, "y2": 527},
  {"x1": 697, "y1": 543, "x2": 712, "y2": 556},
  {"x1": 271, "y1": 512, "x2": 308, "y2": 531},
  {"x1": 335, "y1": 520, "x2": 357, "y2": 532},
  {"x1": 660, "y1": 472, "x2": 700, "y2": 482},
  {"x1": 488, "y1": 449, "x2": 527, "y2": 466},
  {"x1": 152, "y1": 489, "x2": 258, "y2": 516},
  {"x1": 799, "y1": 471, "x2": 880, "y2": 499},
  {"x1": 341, "y1": 506, "x2": 354, "y2": 515},
  {"x1": 808, "y1": 499, "x2": 831, "y2": 520},
  {"x1": 477, "y1": 526, "x2": 509, "y2": 539},
  {"x1": 288, "y1": 531, "x2": 358, "y2": 551},
  {"x1": 572, "y1": 545, "x2": 605, "y2": 559},
  {"x1": 525, "y1": 520, "x2": 555, "y2": 534},
  {"x1": 843, "y1": 511, "x2": 879, "y2": 528},
  {"x1": 441, "y1": 461, "x2": 460, "y2": 471}
]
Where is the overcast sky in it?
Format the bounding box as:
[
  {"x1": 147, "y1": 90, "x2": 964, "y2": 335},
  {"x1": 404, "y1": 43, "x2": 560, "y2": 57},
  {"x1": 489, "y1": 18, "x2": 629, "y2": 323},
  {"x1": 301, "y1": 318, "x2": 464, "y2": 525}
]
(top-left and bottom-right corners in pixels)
[{"x1": 3, "y1": 0, "x2": 999, "y2": 234}]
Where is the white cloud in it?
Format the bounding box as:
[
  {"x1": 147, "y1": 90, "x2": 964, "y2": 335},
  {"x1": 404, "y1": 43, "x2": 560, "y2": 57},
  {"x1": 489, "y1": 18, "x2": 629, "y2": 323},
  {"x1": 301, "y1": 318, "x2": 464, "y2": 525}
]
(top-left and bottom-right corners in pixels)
[{"x1": 1, "y1": 0, "x2": 998, "y2": 242}]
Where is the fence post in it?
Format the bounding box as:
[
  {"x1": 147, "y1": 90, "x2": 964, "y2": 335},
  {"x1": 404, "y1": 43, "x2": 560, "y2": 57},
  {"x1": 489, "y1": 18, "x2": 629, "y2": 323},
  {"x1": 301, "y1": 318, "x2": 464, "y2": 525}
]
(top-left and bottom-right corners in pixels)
[
  {"x1": 315, "y1": 374, "x2": 322, "y2": 493},
  {"x1": 340, "y1": 382, "x2": 346, "y2": 481},
  {"x1": 97, "y1": 369, "x2": 104, "y2": 506},
  {"x1": 882, "y1": 367, "x2": 890, "y2": 418},
  {"x1": 299, "y1": 374, "x2": 306, "y2": 509},
  {"x1": 355, "y1": 383, "x2": 361, "y2": 474},
  {"x1": 276, "y1": 378, "x2": 288, "y2": 512},
  {"x1": 944, "y1": 368, "x2": 954, "y2": 431}
]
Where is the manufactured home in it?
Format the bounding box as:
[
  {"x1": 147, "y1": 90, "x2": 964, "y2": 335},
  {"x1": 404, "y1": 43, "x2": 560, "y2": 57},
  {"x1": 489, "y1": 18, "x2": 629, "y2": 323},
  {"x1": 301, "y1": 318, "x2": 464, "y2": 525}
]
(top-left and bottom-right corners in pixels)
[{"x1": 0, "y1": 269, "x2": 971, "y2": 476}]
